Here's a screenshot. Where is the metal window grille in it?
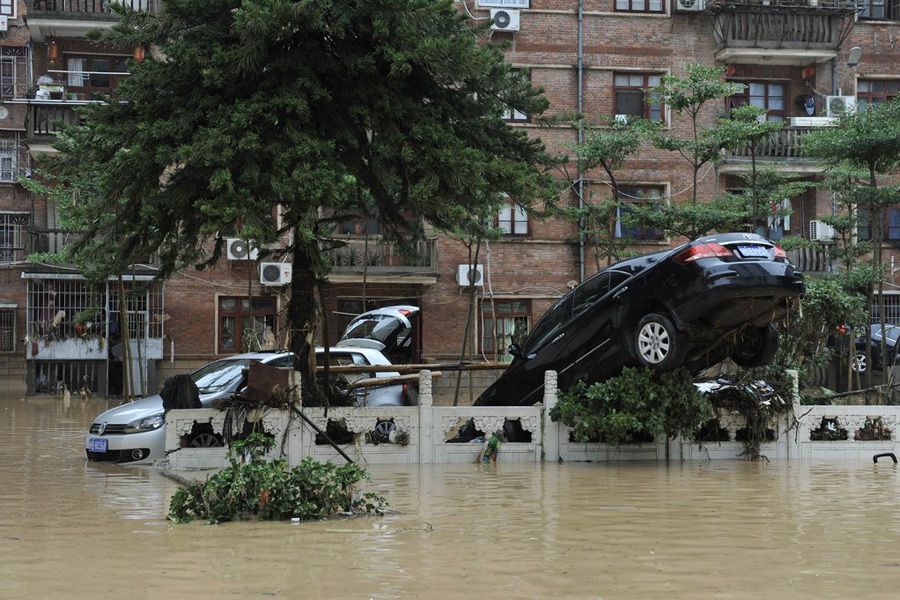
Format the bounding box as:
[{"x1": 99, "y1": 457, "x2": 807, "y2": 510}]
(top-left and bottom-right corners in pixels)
[
  {"x1": 0, "y1": 212, "x2": 28, "y2": 263},
  {"x1": 0, "y1": 134, "x2": 25, "y2": 183},
  {"x1": 108, "y1": 280, "x2": 164, "y2": 340},
  {"x1": 0, "y1": 47, "x2": 28, "y2": 99},
  {"x1": 33, "y1": 361, "x2": 98, "y2": 394},
  {"x1": 873, "y1": 294, "x2": 900, "y2": 326},
  {"x1": 0, "y1": 308, "x2": 14, "y2": 352},
  {"x1": 27, "y1": 279, "x2": 104, "y2": 341}
]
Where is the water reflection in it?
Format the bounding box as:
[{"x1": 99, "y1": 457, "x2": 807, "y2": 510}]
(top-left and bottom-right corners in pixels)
[{"x1": 2, "y1": 394, "x2": 900, "y2": 598}]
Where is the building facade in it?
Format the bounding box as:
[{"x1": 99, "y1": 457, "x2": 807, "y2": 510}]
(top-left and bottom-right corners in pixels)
[{"x1": 1, "y1": 0, "x2": 899, "y2": 398}]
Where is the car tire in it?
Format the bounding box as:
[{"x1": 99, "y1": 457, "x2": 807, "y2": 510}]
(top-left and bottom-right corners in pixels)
[
  {"x1": 730, "y1": 324, "x2": 779, "y2": 368},
  {"x1": 633, "y1": 313, "x2": 686, "y2": 370}
]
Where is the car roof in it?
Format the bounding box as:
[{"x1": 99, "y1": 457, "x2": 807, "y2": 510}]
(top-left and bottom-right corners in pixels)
[{"x1": 221, "y1": 348, "x2": 393, "y2": 365}]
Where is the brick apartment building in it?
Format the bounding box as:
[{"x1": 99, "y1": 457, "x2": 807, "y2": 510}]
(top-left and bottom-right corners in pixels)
[{"x1": 0, "y1": 0, "x2": 899, "y2": 398}]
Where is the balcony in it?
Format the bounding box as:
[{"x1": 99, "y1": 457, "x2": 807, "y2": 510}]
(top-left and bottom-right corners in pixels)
[
  {"x1": 25, "y1": 101, "x2": 95, "y2": 140},
  {"x1": 707, "y1": 0, "x2": 857, "y2": 65},
  {"x1": 721, "y1": 126, "x2": 823, "y2": 173},
  {"x1": 27, "y1": 0, "x2": 158, "y2": 40},
  {"x1": 28, "y1": 228, "x2": 82, "y2": 255},
  {"x1": 324, "y1": 237, "x2": 439, "y2": 284}
]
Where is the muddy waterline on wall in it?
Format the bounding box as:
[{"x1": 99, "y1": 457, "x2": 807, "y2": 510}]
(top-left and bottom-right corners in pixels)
[{"x1": 2, "y1": 394, "x2": 900, "y2": 599}]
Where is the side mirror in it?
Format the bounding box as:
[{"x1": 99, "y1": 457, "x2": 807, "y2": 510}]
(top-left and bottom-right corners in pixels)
[{"x1": 508, "y1": 343, "x2": 522, "y2": 358}]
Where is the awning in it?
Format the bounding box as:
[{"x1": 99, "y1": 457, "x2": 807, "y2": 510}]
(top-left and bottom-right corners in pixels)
[{"x1": 27, "y1": 143, "x2": 60, "y2": 158}]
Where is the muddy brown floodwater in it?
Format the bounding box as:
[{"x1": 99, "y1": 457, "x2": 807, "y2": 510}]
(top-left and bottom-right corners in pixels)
[{"x1": 3, "y1": 395, "x2": 900, "y2": 599}]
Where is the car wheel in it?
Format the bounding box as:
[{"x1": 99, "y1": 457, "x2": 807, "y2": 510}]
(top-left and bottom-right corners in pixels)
[
  {"x1": 634, "y1": 313, "x2": 686, "y2": 370},
  {"x1": 188, "y1": 432, "x2": 223, "y2": 448},
  {"x1": 730, "y1": 324, "x2": 779, "y2": 368},
  {"x1": 852, "y1": 353, "x2": 867, "y2": 373}
]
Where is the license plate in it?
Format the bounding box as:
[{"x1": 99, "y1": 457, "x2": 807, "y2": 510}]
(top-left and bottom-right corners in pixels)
[
  {"x1": 88, "y1": 438, "x2": 108, "y2": 453},
  {"x1": 737, "y1": 245, "x2": 769, "y2": 258}
]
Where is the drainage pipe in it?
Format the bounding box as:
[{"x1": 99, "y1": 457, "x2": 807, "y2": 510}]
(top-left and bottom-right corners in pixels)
[{"x1": 576, "y1": 0, "x2": 585, "y2": 283}]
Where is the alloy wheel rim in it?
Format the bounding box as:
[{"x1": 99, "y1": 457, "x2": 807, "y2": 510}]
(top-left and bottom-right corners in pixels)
[
  {"x1": 852, "y1": 354, "x2": 866, "y2": 373},
  {"x1": 638, "y1": 322, "x2": 670, "y2": 364},
  {"x1": 190, "y1": 433, "x2": 220, "y2": 448}
]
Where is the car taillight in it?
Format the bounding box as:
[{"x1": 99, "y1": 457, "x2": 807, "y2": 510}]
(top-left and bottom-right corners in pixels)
[
  {"x1": 398, "y1": 309, "x2": 412, "y2": 316},
  {"x1": 674, "y1": 243, "x2": 733, "y2": 264},
  {"x1": 773, "y1": 245, "x2": 787, "y2": 260}
]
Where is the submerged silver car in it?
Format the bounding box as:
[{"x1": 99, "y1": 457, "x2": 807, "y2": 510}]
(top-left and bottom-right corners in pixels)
[{"x1": 85, "y1": 347, "x2": 406, "y2": 465}]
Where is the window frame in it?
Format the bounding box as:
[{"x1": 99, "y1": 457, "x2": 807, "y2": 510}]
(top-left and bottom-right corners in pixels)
[
  {"x1": 0, "y1": 0, "x2": 15, "y2": 18},
  {"x1": 0, "y1": 134, "x2": 20, "y2": 184},
  {"x1": 0, "y1": 211, "x2": 28, "y2": 263},
  {"x1": 613, "y1": 185, "x2": 666, "y2": 242},
  {"x1": 217, "y1": 295, "x2": 278, "y2": 354},
  {"x1": 857, "y1": 78, "x2": 900, "y2": 110},
  {"x1": 502, "y1": 69, "x2": 532, "y2": 123},
  {"x1": 727, "y1": 80, "x2": 787, "y2": 122},
  {"x1": 858, "y1": 0, "x2": 899, "y2": 21},
  {"x1": 479, "y1": 299, "x2": 531, "y2": 361},
  {"x1": 613, "y1": 72, "x2": 664, "y2": 123},
  {"x1": 496, "y1": 196, "x2": 529, "y2": 236},
  {"x1": 0, "y1": 306, "x2": 14, "y2": 353},
  {"x1": 614, "y1": 0, "x2": 664, "y2": 14},
  {"x1": 63, "y1": 53, "x2": 130, "y2": 96}
]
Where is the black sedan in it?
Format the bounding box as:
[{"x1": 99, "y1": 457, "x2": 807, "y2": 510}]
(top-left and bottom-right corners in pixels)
[
  {"x1": 852, "y1": 324, "x2": 900, "y2": 374},
  {"x1": 476, "y1": 233, "x2": 805, "y2": 406}
]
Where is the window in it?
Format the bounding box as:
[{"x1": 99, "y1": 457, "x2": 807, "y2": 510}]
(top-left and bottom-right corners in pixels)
[
  {"x1": 0, "y1": 0, "x2": 14, "y2": 18},
  {"x1": 857, "y1": 79, "x2": 900, "y2": 111},
  {"x1": 614, "y1": 73, "x2": 663, "y2": 122},
  {"x1": 855, "y1": 208, "x2": 900, "y2": 242},
  {"x1": 481, "y1": 300, "x2": 530, "y2": 361},
  {"x1": 0, "y1": 134, "x2": 20, "y2": 183},
  {"x1": 0, "y1": 56, "x2": 14, "y2": 100},
  {"x1": 728, "y1": 81, "x2": 786, "y2": 122},
  {"x1": 614, "y1": 185, "x2": 664, "y2": 241},
  {"x1": 523, "y1": 295, "x2": 571, "y2": 355},
  {"x1": 497, "y1": 197, "x2": 528, "y2": 235},
  {"x1": 768, "y1": 199, "x2": 792, "y2": 241},
  {"x1": 502, "y1": 70, "x2": 531, "y2": 122},
  {"x1": 218, "y1": 296, "x2": 277, "y2": 354},
  {"x1": 0, "y1": 212, "x2": 27, "y2": 263},
  {"x1": 0, "y1": 307, "x2": 14, "y2": 352},
  {"x1": 615, "y1": 0, "x2": 663, "y2": 13},
  {"x1": 888, "y1": 209, "x2": 900, "y2": 241},
  {"x1": 859, "y1": 0, "x2": 898, "y2": 20},
  {"x1": 64, "y1": 54, "x2": 129, "y2": 95}
]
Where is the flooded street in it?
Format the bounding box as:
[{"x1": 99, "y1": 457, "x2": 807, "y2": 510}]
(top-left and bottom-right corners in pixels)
[{"x1": 3, "y1": 395, "x2": 900, "y2": 599}]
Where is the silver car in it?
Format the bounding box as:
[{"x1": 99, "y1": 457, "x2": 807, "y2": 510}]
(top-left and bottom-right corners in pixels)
[{"x1": 85, "y1": 347, "x2": 406, "y2": 465}]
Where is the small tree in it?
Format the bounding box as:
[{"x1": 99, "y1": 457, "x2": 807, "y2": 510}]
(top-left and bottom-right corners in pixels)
[
  {"x1": 805, "y1": 99, "x2": 900, "y2": 387},
  {"x1": 566, "y1": 119, "x2": 644, "y2": 267},
  {"x1": 648, "y1": 65, "x2": 744, "y2": 204}
]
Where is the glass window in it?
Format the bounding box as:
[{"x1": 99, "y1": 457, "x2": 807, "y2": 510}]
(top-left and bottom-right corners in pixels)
[
  {"x1": 63, "y1": 54, "x2": 130, "y2": 96},
  {"x1": 481, "y1": 300, "x2": 530, "y2": 361},
  {"x1": 729, "y1": 81, "x2": 785, "y2": 121},
  {"x1": 614, "y1": 186, "x2": 665, "y2": 241},
  {"x1": 192, "y1": 359, "x2": 255, "y2": 394},
  {"x1": 859, "y1": 0, "x2": 894, "y2": 20},
  {"x1": 0, "y1": 212, "x2": 27, "y2": 263},
  {"x1": 888, "y1": 209, "x2": 900, "y2": 241},
  {"x1": 218, "y1": 296, "x2": 277, "y2": 354},
  {"x1": 497, "y1": 197, "x2": 528, "y2": 235},
  {"x1": 857, "y1": 79, "x2": 900, "y2": 111},
  {"x1": 614, "y1": 73, "x2": 663, "y2": 122},
  {"x1": 0, "y1": 307, "x2": 13, "y2": 352},
  {"x1": 858, "y1": 208, "x2": 872, "y2": 241},
  {"x1": 616, "y1": 0, "x2": 664, "y2": 13},
  {"x1": 0, "y1": 0, "x2": 13, "y2": 17}
]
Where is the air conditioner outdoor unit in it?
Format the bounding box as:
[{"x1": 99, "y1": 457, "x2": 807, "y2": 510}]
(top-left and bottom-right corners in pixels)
[
  {"x1": 457, "y1": 264, "x2": 485, "y2": 287},
  {"x1": 675, "y1": 0, "x2": 704, "y2": 12},
  {"x1": 809, "y1": 220, "x2": 836, "y2": 242},
  {"x1": 490, "y1": 8, "x2": 520, "y2": 31},
  {"x1": 259, "y1": 262, "x2": 292, "y2": 286},
  {"x1": 0, "y1": 17, "x2": 8, "y2": 32},
  {"x1": 225, "y1": 238, "x2": 259, "y2": 261},
  {"x1": 614, "y1": 114, "x2": 630, "y2": 125},
  {"x1": 825, "y1": 95, "x2": 857, "y2": 118}
]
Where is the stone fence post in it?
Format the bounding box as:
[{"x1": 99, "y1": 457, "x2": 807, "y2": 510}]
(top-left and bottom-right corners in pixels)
[
  {"x1": 542, "y1": 370, "x2": 559, "y2": 462},
  {"x1": 419, "y1": 370, "x2": 434, "y2": 464}
]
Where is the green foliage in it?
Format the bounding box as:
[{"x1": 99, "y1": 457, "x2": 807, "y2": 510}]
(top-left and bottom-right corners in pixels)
[
  {"x1": 624, "y1": 194, "x2": 748, "y2": 240},
  {"x1": 169, "y1": 433, "x2": 386, "y2": 524},
  {"x1": 550, "y1": 367, "x2": 713, "y2": 446},
  {"x1": 803, "y1": 98, "x2": 900, "y2": 174}
]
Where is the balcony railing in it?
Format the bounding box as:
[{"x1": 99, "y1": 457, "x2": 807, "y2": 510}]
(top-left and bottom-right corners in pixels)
[
  {"x1": 28, "y1": 228, "x2": 82, "y2": 255},
  {"x1": 707, "y1": 0, "x2": 859, "y2": 11},
  {"x1": 324, "y1": 237, "x2": 438, "y2": 276},
  {"x1": 713, "y1": 11, "x2": 846, "y2": 50},
  {"x1": 726, "y1": 126, "x2": 819, "y2": 161},
  {"x1": 28, "y1": 0, "x2": 157, "y2": 17},
  {"x1": 787, "y1": 245, "x2": 833, "y2": 273},
  {"x1": 28, "y1": 103, "x2": 85, "y2": 137}
]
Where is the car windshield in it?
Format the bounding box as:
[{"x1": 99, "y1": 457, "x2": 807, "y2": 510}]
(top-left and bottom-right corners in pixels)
[
  {"x1": 871, "y1": 325, "x2": 900, "y2": 344},
  {"x1": 191, "y1": 359, "x2": 255, "y2": 394},
  {"x1": 342, "y1": 314, "x2": 407, "y2": 345}
]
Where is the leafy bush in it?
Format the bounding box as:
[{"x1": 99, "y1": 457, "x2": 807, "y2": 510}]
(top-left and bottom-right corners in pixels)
[
  {"x1": 169, "y1": 434, "x2": 386, "y2": 524},
  {"x1": 550, "y1": 367, "x2": 713, "y2": 445}
]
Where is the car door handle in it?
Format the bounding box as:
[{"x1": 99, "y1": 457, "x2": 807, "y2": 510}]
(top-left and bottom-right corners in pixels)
[
  {"x1": 551, "y1": 332, "x2": 566, "y2": 345},
  {"x1": 613, "y1": 286, "x2": 628, "y2": 299}
]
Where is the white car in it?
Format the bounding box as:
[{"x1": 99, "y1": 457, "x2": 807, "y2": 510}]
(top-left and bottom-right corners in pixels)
[{"x1": 85, "y1": 347, "x2": 407, "y2": 465}]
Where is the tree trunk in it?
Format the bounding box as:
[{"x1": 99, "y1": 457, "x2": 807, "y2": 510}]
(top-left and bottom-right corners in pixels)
[
  {"x1": 289, "y1": 236, "x2": 323, "y2": 404},
  {"x1": 453, "y1": 240, "x2": 481, "y2": 406}
]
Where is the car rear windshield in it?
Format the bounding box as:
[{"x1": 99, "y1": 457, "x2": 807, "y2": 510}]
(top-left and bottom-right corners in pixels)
[
  {"x1": 191, "y1": 359, "x2": 254, "y2": 394},
  {"x1": 342, "y1": 314, "x2": 407, "y2": 345}
]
